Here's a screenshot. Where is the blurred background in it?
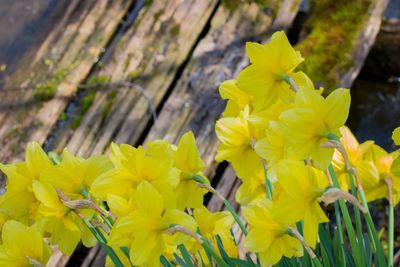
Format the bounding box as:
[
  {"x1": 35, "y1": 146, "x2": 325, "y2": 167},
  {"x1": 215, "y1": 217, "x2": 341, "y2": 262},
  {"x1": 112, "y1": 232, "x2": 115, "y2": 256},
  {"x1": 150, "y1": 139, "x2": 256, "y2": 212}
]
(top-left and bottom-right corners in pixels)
[{"x1": 0, "y1": 0, "x2": 399, "y2": 265}]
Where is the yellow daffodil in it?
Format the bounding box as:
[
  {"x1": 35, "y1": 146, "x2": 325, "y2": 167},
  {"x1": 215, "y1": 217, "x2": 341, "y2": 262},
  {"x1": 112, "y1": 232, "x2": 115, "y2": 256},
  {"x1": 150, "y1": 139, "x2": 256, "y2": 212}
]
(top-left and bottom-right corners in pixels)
[
  {"x1": 237, "y1": 31, "x2": 303, "y2": 110},
  {"x1": 173, "y1": 131, "x2": 209, "y2": 209},
  {"x1": 332, "y1": 126, "x2": 373, "y2": 191},
  {"x1": 0, "y1": 142, "x2": 53, "y2": 222},
  {"x1": 235, "y1": 179, "x2": 266, "y2": 206},
  {"x1": 391, "y1": 127, "x2": 400, "y2": 178},
  {"x1": 41, "y1": 149, "x2": 113, "y2": 200},
  {"x1": 188, "y1": 206, "x2": 237, "y2": 264},
  {"x1": 244, "y1": 201, "x2": 303, "y2": 266},
  {"x1": 280, "y1": 87, "x2": 351, "y2": 170},
  {"x1": 273, "y1": 160, "x2": 329, "y2": 248},
  {"x1": 32, "y1": 180, "x2": 96, "y2": 255},
  {"x1": 0, "y1": 220, "x2": 52, "y2": 266},
  {"x1": 215, "y1": 107, "x2": 264, "y2": 180},
  {"x1": 219, "y1": 79, "x2": 252, "y2": 117},
  {"x1": 361, "y1": 144, "x2": 400, "y2": 205},
  {"x1": 91, "y1": 141, "x2": 180, "y2": 209},
  {"x1": 247, "y1": 99, "x2": 292, "y2": 140},
  {"x1": 255, "y1": 121, "x2": 290, "y2": 182},
  {"x1": 392, "y1": 127, "x2": 400, "y2": 145},
  {"x1": 113, "y1": 181, "x2": 196, "y2": 266}
]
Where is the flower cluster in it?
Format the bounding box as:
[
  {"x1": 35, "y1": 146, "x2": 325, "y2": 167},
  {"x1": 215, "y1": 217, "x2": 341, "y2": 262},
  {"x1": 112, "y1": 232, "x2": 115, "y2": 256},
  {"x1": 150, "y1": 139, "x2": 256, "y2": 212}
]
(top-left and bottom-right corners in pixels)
[
  {"x1": 0, "y1": 133, "x2": 237, "y2": 266},
  {"x1": 0, "y1": 31, "x2": 398, "y2": 267},
  {"x1": 215, "y1": 31, "x2": 399, "y2": 266}
]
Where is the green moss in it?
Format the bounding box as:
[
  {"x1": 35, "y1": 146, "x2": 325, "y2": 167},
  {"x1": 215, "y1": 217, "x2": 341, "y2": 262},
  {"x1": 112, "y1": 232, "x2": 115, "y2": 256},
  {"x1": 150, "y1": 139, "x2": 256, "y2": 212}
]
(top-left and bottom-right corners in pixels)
[
  {"x1": 128, "y1": 68, "x2": 142, "y2": 81},
  {"x1": 222, "y1": 0, "x2": 275, "y2": 12},
  {"x1": 170, "y1": 24, "x2": 180, "y2": 37},
  {"x1": 123, "y1": 54, "x2": 133, "y2": 73},
  {"x1": 101, "y1": 91, "x2": 117, "y2": 120},
  {"x1": 71, "y1": 116, "x2": 82, "y2": 130},
  {"x1": 33, "y1": 69, "x2": 67, "y2": 101},
  {"x1": 59, "y1": 112, "x2": 67, "y2": 121},
  {"x1": 87, "y1": 75, "x2": 111, "y2": 87},
  {"x1": 81, "y1": 92, "x2": 95, "y2": 114},
  {"x1": 153, "y1": 10, "x2": 163, "y2": 22},
  {"x1": 296, "y1": 0, "x2": 374, "y2": 92},
  {"x1": 70, "y1": 91, "x2": 95, "y2": 130}
]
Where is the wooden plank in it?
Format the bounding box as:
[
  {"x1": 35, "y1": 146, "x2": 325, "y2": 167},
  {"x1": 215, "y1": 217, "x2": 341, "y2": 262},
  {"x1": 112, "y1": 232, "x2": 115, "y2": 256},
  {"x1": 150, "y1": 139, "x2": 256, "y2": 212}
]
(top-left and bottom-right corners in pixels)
[
  {"x1": 51, "y1": 0, "x2": 220, "y2": 157},
  {"x1": 0, "y1": 0, "x2": 134, "y2": 162},
  {"x1": 296, "y1": 0, "x2": 389, "y2": 92}
]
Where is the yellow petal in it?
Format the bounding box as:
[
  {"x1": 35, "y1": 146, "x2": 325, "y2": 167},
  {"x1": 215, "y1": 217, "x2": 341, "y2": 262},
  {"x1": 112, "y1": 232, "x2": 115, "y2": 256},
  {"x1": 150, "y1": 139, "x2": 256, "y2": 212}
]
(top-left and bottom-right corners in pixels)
[
  {"x1": 25, "y1": 142, "x2": 53, "y2": 179},
  {"x1": 393, "y1": 127, "x2": 400, "y2": 145},
  {"x1": 174, "y1": 131, "x2": 205, "y2": 174},
  {"x1": 324, "y1": 88, "x2": 351, "y2": 130},
  {"x1": 135, "y1": 181, "x2": 164, "y2": 215}
]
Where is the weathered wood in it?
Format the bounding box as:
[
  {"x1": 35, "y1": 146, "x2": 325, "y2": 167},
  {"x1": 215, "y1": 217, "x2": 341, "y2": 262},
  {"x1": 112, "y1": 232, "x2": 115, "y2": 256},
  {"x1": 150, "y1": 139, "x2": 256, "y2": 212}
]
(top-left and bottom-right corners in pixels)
[
  {"x1": 52, "y1": 0, "x2": 219, "y2": 158},
  {"x1": 0, "y1": 0, "x2": 134, "y2": 162},
  {"x1": 296, "y1": 0, "x2": 389, "y2": 92}
]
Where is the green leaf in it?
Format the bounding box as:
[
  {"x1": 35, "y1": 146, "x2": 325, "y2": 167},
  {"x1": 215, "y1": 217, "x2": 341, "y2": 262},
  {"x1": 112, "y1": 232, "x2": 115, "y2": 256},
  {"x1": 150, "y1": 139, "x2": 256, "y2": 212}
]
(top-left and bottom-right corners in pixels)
[
  {"x1": 215, "y1": 235, "x2": 231, "y2": 264},
  {"x1": 201, "y1": 239, "x2": 230, "y2": 267},
  {"x1": 173, "y1": 253, "x2": 187, "y2": 267},
  {"x1": 178, "y1": 244, "x2": 194, "y2": 267},
  {"x1": 160, "y1": 255, "x2": 175, "y2": 267}
]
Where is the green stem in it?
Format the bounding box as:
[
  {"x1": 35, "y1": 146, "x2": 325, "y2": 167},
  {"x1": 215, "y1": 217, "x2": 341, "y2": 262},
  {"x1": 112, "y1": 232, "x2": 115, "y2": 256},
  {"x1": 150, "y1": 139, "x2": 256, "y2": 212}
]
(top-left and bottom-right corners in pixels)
[
  {"x1": 328, "y1": 165, "x2": 363, "y2": 266},
  {"x1": 388, "y1": 202, "x2": 394, "y2": 267},
  {"x1": 199, "y1": 184, "x2": 248, "y2": 236},
  {"x1": 201, "y1": 239, "x2": 230, "y2": 267},
  {"x1": 348, "y1": 171, "x2": 367, "y2": 263},
  {"x1": 82, "y1": 218, "x2": 124, "y2": 267},
  {"x1": 334, "y1": 202, "x2": 346, "y2": 266},
  {"x1": 263, "y1": 165, "x2": 273, "y2": 200},
  {"x1": 358, "y1": 189, "x2": 387, "y2": 266},
  {"x1": 223, "y1": 199, "x2": 248, "y2": 236}
]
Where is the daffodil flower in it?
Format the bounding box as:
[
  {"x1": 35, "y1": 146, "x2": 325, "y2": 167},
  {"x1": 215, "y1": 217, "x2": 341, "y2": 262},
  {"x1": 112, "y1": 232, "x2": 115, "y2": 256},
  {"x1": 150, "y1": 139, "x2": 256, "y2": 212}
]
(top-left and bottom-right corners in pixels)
[
  {"x1": 361, "y1": 144, "x2": 400, "y2": 205},
  {"x1": 111, "y1": 181, "x2": 197, "y2": 266},
  {"x1": 173, "y1": 131, "x2": 209, "y2": 210},
  {"x1": 188, "y1": 206, "x2": 237, "y2": 264},
  {"x1": 280, "y1": 87, "x2": 351, "y2": 170},
  {"x1": 237, "y1": 31, "x2": 304, "y2": 110},
  {"x1": 219, "y1": 79, "x2": 252, "y2": 117},
  {"x1": 0, "y1": 142, "x2": 53, "y2": 223},
  {"x1": 91, "y1": 141, "x2": 180, "y2": 209},
  {"x1": 331, "y1": 126, "x2": 373, "y2": 191},
  {"x1": 32, "y1": 180, "x2": 96, "y2": 255},
  {"x1": 215, "y1": 107, "x2": 264, "y2": 180},
  {"x1": 244, "y1": 201, "x2": 303, "y2": 266},
  {"x1": 0, "y1": 220, "x2": 52, "y2": 266},
  {"x1": 272, "y1": 160, "x2": 329, "y2": 248},
  {"x1": 41, "y1": 149, "x2": 113, "y2": 200}
]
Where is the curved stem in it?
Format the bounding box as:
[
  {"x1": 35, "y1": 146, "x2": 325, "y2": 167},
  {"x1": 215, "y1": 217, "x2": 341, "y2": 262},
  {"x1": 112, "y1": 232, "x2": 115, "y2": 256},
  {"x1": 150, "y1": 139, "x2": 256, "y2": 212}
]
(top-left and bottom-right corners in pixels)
[
  {"x1": 288, "y1": 226, "x2": 323, "y2": 267},
  {"x1": 198, "y1": 184, "x2": 248, "y2": 236},
  {"x1": 386, "y1": 177, "x2": 394, "y2": 267}
]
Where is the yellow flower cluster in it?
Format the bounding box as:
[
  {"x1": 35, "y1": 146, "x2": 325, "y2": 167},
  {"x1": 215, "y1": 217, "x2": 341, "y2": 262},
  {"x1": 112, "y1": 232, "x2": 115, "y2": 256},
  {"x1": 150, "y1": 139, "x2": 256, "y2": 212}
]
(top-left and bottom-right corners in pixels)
[
  {"x1": 0, "y1": 133, "x2": 237, "y2": 266},
  {"x1": 0, "y1": 30, "x2": 398, "y2": 267},
  {"x1": 333, "y1": 126, "x2": 400, "y2": 205},
  {"x1": 215, "y1": 31, "x2": 400, "y2": 266}
]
